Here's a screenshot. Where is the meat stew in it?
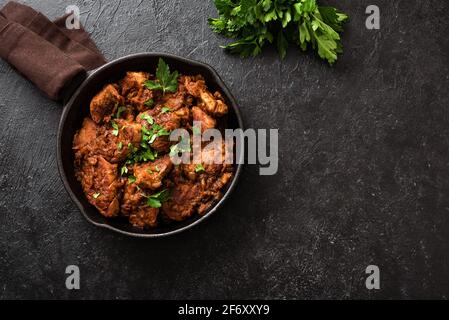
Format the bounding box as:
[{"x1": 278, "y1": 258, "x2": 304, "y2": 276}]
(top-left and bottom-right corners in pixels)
[{"x1": 72, "y1": 59, "x2": 234, "y2": 229}]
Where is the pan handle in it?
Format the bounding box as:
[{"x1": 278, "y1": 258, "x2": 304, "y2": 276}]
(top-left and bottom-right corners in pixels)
[
  {"x1": 60, "y1": 70, "x2": 88, "y2": 105},
  {"x1": 61, "y1": 62, "x2": 103, "y2": 106}
]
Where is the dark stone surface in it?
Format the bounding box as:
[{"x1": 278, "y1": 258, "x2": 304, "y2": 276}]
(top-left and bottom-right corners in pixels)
[{"x1": 1, "y1": 0, "x2": 449, "y2": 299}]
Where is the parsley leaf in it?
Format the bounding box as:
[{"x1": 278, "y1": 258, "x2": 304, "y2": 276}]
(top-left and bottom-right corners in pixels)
[
  {"x1": 117, "y1": 141, "x2": 123, "y2": 150},
  {"x1": 169, "y1": 139, "x2": 191, "y2": 157},
  {"x1": 128, "y1": 175, "x2": 136, "y2": 184},
  {"x1": 209, "y1": 0, "x2": 349, "y2": 64},
  {"x1": 144, "y1": 58, "x2": 179, "y2": 94},
  {"x1": 144, "y1": 98, "x2": 154, "y2": 108},
  {"x1": 115, "y1": 106, "x2": 126, "y2": 119},
  {"x1": 195, "y1": 164, "x2": 205, "y2": 173},
  {"x1": 111, "y1": 121, "x2": 119, "y2": 136},
  {"x1": 161, "y1": 106, "x2": 171, "y2": 114},
  {"x1": 140, "y1": 113, "x2": 154, "y2": 125},
  {"x1": 93, "y1": 192, "x2": 101, "y2": 199},
  {"x1": 146, "y1": 189, "x2": 171, "y2": 208}
]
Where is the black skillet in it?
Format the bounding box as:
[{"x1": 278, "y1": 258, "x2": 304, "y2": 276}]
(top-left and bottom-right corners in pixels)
[{"x1": 57, "y1": 52, "x2": 244, "y2": 238}]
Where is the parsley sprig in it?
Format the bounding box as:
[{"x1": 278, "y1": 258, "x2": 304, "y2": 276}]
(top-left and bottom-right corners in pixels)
[
  {"x1": 144, "y1": 58, "x2": 179, "y2": 94},
  {"x1": 144, "y1": 189, "x2": 171, "y2": 208},
  {"x1": 209, "y1": 0, "x2": 349, "y2": 64}
]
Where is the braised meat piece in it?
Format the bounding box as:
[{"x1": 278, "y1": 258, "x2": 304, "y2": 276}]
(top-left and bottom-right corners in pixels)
[
  {"x1": 90, "y1": 84, "x2": 124, "y2": 124},
  {"x1": 133, "y1": 155, "x2": 173, "y2": 190},
  {"x1": 162, "y1": 170, "x2": 232, "y2": 220},
  {"x1": 138, "y1": 105, "x2": 190, "y2": 153},
  {"x1": 161, "y1": 85, "x2": 186, "y2": 111},
  {"x1": 76, "y1": 155, "x2": 123, "y2": 217},
  {"x1": 162, "y1": 182, "x2": 201, "y2": 221},
  {"x1": 120, "y1": 71, "x2": 155, "y2": 112},
  {"x1": 178, "y1": 141, "x2": 233, "y2": 217},
  {"x1": 121, "y1": 71, "x2": 149, "y2": 95},
  {"x1": 183, "y1": 140, "x2": 232, "y2": 180},
  {"x1": 73, "y1": 118, "x2": 141, "y2": 164},
  {"x1": 73, "y1": 118, "x2": 98, "y2": 154},
  {"x1": 121, "y1": 183, "x2": 142, "y2": 216},
  {"x1": 111, "y1": 119, "x2": 142, "y2": 162},
  {"x1": 182, "y1": 75, "x2": 228, "y2": 117},
  {"x1": 192, "y1": 106, "x2": 216, "y2": 133},
  {"x1": 121, "y1": 182, "x2": 159, "y2": 228},
  {"x1": 129, "y1": 207, "x2": 159, "y2": 228}
]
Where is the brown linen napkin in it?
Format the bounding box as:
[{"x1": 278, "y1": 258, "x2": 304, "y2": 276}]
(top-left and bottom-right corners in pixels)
[
  {"x1": 0, "y1": 14, "x2": 86, "y2": 100},
  {"x1": 1, "y1": 1, "x2": 106, "y2": 70}
]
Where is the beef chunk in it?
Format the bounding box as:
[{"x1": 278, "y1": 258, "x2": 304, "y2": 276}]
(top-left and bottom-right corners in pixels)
[
  {"x1": 161, "y1": 91, "x2": 185, "y2": 111},
  {"x1": 176, "y1": 140, "x2": 234, "y2": 217},
  {"x1": 162, "y1": 170, "x2": 232, "y2": 221},
  {"x1": 121, "y1": 182, "x2": 159, "y2": 228},
  {"x1": 120, "y1": 72, "x2": 149, "y2": 95},
  {"x1": 182, "y1": 75, "x2": 228, "y2": 116},
  {"x1": 76, "y1": 155, "x2": 122, "y2": 217},
  {"x1": 183, "y1": 140, "x2": 232, "y2": 180},
  {"x1": 133, "y1": 155, "x2": 173, "y2": 190},
  {"x1": 138, "y1": 105, "x2": 190, "y2": 153},
  {"x1": 73, "y1": 118, "x2": 141, "y2": 164},
  {"x1": 129, "y1": 207, "x2": 159, "y2": 228},
  {"x1": 121, "y1": 183, "x2": 142, "y2": 216},
  {"x1": 162, "y1": 182, "x2": 201, "y2": 221},
  {"x1": 112, "y1": 119, "x2": 142, "y2": 161},
  {"x1": 73, "y1": 118, "x2": 99, "y2": 154},
  {"x1": 192, "y1": 106, "x2": 216, "y2": 133},
  {"x1": 90, "y1": 84, "x2": 124, "y2": 123},
  {"x1": 120, "y1": 72, "x2": 155, "y2": 112}
]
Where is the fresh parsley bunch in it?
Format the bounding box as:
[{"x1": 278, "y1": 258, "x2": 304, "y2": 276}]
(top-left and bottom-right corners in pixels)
[{"x1": 209, "y1": 0, "x2": 349, "y2": 64}]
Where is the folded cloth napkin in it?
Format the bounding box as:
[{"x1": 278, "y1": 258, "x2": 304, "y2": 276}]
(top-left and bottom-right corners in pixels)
[
  {"x1": 0, "y1": 1, "x2": 106, "y2": 100},
  {"x1": 1, "y1": 1, "x2": 106, "y2": 69}
]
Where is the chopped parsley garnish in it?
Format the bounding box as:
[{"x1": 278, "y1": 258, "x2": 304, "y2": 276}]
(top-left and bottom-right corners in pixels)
[
  {"x1": 127, "y1": 143, "x2": 137, "y2": 153},
  {"x1": 144, "y1": 98, "x2": 154, "y2": 108},
  {"x1": 169, "y1": 137, "x2": 191, "y2": 157},
  {"x1": 117, "y1": 141, "x2": 123, "y2": 150},
  {"x1": 140, "y1": 113, "x2": 154, "y2": 125},
  {"x1": 145, "y1": 189, "x2": 171, "y2": 208},
  {"x1": 120, "y1": 165, "x2": 128, "y2": 176},
  {"x1": 155, "y1": 165, "x2": 160, "y2": 172},
  {"x1": 161, "y1": 106, "x2": 171, "y2": 114},
  {"x1": 195, "y1": 164, "x2": 205, "y2": 173},
  {"x1": 115, "y1": 106, "x2": 126, "y2": 119},
  {"x1": 93, "y1": 192, "x2": 101, "y2": 199},
  {"x1": 141, "y1": 123, "x2": 170, "y2": 148},
  {"x1": 133, "y1": 148, "x2": 157, "y2": 162},
  {"x1": 111, "y1": 121, "x2": 119, "y2": 136},
  {"x1": 128, "y1": 175, "x2": 136, "y2": 184},
  {"x1": 144, "y1": 58, "x2": 179, "y2": 94}
]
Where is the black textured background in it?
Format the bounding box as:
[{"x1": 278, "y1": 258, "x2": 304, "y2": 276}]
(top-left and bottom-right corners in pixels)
[{"x1": 1, "y1": 0, "x2": 449, "y2": 299}]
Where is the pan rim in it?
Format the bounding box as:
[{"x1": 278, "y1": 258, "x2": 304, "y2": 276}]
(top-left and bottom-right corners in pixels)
[{"x1": 57, "y1": 52, "x2": 245, "y2": 238}]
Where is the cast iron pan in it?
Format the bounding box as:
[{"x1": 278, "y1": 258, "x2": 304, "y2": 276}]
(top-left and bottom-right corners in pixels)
[{"x1": 57, "y1": 52, "x2": 244, "y2": 238}]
